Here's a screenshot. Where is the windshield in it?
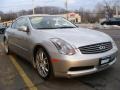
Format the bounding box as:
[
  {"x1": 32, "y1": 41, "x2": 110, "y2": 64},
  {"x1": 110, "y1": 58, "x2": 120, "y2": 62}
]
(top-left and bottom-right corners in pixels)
[{"x1": 30, "y1": 16, "x2": 77, "y2": 29}]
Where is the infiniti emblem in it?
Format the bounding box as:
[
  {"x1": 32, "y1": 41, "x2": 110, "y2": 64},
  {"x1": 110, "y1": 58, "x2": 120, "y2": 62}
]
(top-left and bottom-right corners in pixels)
[{"x1": 98, "y1": 45, "x2": 106, "y2": 50}]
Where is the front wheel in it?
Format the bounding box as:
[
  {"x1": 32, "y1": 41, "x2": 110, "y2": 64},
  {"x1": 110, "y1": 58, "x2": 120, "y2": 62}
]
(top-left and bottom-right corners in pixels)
[{"x1": 35, "y1": 48, "x2": 53, "y2": 80}]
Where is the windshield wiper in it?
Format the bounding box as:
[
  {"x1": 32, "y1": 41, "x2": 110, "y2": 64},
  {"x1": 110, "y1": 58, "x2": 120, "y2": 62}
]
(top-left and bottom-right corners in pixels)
[
  {"x1": 36, "y1": 26, "x2": 76, "y2": 29},
  {"x1": 36, "y1": 27, "x2": 57, "y2": 29},
  {"x1": 56, "y1": 26, "x2": 76, "y2": 29}
]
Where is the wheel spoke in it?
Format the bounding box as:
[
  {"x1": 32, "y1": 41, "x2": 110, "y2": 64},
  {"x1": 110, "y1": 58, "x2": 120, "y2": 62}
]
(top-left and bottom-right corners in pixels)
[
  {"x1": 41, "y1": 52, "x2": 44, "y2": 60},
  {"x1": 42, "y1": 67, "x2": 47, "y2": 76},
  {"x1": 45, "y1": 68, "x2": 48, "y2": 72},
  {"x1": 44, "y1": 61, "x2": 48, "y2": 65},
  {"x1": 38, "y1": 51, "x2": 43, "y2": 60}
]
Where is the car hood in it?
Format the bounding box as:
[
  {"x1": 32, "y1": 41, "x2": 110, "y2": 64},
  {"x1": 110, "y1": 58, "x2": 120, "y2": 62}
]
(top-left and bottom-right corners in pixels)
[{"x1": 39, "y1": 28, "x2": 112, "y2": 48}]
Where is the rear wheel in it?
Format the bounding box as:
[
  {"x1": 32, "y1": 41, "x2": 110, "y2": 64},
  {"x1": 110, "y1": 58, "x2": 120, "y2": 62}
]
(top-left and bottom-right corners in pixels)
[
  {"x1": 4, "y1": 39, "x2": 10, "y2": 54},
  {"x1": 35, "y1": 48, "x2": 52, "y2": 80}
]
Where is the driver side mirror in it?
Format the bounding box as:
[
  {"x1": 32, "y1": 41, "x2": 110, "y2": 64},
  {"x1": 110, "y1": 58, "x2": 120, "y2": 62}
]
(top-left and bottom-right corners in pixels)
[
  {"x1": 18, "y1": 26, "x2": 29, "y2": 32},
  {"x1": 0, "y1": 27, "x2": 6, "y2": 34}
]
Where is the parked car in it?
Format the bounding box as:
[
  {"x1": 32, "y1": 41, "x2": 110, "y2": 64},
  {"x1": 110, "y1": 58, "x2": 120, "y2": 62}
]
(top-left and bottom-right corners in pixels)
[
  {"x1": 0, "y1": 23, "x2": 6, "y2": 34},
  {"x1": 101, "y1": 17, "x2": 120, "y2": 26},
  {"x1": 4, "y1": 15, "x2": 118, "y2": 79}
]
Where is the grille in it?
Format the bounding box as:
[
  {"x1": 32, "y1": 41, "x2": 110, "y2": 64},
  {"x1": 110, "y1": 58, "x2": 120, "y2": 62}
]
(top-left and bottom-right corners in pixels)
[{"x1": 79, "y1": 42, "x2": 112, "y2": 54}]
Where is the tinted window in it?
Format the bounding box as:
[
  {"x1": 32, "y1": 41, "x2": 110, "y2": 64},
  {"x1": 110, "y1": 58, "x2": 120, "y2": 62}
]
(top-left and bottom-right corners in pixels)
[{"x1": 11, "y1": 21, "x2": 17, "y2": 28}]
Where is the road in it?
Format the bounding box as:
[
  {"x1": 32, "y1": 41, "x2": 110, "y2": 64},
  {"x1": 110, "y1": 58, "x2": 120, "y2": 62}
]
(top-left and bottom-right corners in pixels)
[{"x1": 0, "y1": 29, "x2": 120, "y2": 90}]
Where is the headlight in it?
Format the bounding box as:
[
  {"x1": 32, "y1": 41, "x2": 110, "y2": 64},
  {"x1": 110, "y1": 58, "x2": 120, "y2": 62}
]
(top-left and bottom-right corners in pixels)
[{"x1": 50, "y1": 38, "x2": 76, "y2": 55}]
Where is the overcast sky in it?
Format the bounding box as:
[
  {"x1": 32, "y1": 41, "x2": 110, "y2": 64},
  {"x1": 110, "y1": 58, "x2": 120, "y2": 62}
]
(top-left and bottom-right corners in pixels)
[{"x1": 0, "y1": 0, "x2": 111, "y2": 12}]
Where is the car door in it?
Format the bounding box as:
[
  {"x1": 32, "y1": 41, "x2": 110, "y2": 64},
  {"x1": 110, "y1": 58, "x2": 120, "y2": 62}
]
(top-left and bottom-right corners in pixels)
[
  {"x1": 7, "y1": 20, "x2": 18, "y2": 50},
  {"x1": 11, "y1": 17, "x2": 31, "y2": 59}
]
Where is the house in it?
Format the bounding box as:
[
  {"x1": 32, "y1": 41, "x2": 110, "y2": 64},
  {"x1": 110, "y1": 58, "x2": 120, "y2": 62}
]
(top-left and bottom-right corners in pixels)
[{"x1": 56, "y1": 12, "x2": 81, "y2": 23}]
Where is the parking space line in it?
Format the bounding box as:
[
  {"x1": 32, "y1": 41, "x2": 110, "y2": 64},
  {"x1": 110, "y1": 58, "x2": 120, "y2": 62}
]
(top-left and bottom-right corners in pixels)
[
  {"x1": 0, "y1": 41, "x2": 38, "y2": 90},
  {"x1": 9, "y1": 56, "x2": 38, "y2": 90},
  {"x1": 1, "y1": 42, "x2": 4, "y2": 47}
]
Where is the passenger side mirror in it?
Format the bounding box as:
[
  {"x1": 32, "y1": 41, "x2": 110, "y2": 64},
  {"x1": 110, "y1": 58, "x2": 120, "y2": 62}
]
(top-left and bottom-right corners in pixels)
[{"x1": 18, "y1": 26, "x2": 29, "y2": 32}]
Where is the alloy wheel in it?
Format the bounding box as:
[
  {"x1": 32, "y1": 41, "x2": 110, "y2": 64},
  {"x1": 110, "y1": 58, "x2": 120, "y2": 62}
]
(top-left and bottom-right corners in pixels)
[{"x1": 36, "y1": 49, "x2": 50, "y2": 78}]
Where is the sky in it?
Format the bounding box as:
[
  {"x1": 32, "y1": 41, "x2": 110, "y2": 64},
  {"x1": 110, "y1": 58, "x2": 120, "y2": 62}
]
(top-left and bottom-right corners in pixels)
[{"x1": 0, "y1": 0, "x2": 111, "y2": 13}]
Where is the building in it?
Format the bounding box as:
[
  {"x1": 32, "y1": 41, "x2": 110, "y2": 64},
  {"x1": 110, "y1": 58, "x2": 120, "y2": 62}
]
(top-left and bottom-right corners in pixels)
[
  {"x1": 56, "y1": 12, "x2": 81, "y2": 23},
  {"x1": 2, "y1": 20, "x2": 13, "y2": 27}
]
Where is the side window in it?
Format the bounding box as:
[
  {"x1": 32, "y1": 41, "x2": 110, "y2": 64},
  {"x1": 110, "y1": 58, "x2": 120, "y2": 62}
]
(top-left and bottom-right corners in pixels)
[
  {"x1": 11, "y1": 21, "x2": 17, "y2": 29},
  {"x1": 11, "y1": 17, "x2": 28, "y2": 29}
]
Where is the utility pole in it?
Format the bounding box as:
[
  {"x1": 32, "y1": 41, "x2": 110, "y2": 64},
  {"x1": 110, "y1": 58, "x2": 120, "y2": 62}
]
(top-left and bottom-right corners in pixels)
[
  {"x1": 65, "y1": 0, "x2": 68, "y2": 19},
  {"x1": 65, "y1": 0, "x2": 68, "y2": 11},
  {"x1": 0, "y1": 16, "x2": 1, "y2": 22},
  {"x1": 116, "y1": 6, "x2": 119, "y2": 16},
  {"x1": 32, "y1": 0, "x2": 35, "y2": 14},
  {"x1": 115, "y1": 0, "x2": 120, "y2": 17}
]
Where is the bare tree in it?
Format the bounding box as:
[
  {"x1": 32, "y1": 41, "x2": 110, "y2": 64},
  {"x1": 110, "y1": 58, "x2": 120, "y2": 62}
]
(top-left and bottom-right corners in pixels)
[{"x1": 103, "y1": 0, "x2": 120, "y2": 18}]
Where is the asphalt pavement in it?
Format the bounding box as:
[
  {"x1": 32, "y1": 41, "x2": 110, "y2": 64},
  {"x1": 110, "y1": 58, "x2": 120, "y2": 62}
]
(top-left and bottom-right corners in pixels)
[{"x1": 0, "y1": 28, "x2": 120, "y2": 90}]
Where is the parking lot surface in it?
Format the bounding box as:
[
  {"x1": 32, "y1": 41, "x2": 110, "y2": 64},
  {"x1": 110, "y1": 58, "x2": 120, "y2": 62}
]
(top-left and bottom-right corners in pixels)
[{"x1": 0, "y1": 28, "x2": 120, "y2": 90}]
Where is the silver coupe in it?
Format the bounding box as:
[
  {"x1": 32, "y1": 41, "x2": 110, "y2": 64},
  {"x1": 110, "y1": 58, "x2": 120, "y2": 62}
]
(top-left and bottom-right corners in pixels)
[{"x1": 4, "y1": 15, "x2": 118, "y2": 79}]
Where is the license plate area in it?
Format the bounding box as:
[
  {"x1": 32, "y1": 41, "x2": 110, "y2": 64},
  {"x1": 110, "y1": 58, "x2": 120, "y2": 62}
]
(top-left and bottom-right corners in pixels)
[{"x1": 99, "y1": 56, "x2": 110, "y2": 65}]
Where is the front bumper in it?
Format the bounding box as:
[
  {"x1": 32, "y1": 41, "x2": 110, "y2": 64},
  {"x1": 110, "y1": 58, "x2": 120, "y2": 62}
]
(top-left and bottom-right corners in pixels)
[
  {"x1": 67, "y1": 58, "x2": 116, "y2": 77},
  {"x1": 52, "y1": 50, "x2": 118, "y2": 78}
]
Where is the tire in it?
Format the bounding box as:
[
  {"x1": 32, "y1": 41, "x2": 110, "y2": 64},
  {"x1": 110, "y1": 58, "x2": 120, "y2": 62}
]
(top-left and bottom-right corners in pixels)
[
  {"x1": 35, "y1": 48, "x2": 53, "y2": 80},
  {"x1": 4, "y1": 39, "x2": 10, "y2": 54}
]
